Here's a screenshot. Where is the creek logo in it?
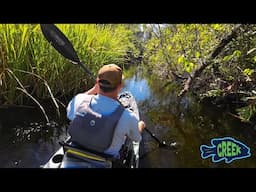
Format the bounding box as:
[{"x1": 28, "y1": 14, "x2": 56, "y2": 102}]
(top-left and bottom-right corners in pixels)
[{"x1": 200, "y1": 137, "x2": 251, "y2": 163}]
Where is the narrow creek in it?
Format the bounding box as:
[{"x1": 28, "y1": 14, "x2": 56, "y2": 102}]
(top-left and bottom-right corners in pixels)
[{"x1": 0, "y1": 65, "x2": 256, "y2": 168}]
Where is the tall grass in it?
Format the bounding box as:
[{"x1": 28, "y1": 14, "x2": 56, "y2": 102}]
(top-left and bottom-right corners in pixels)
[{"x1": 0, "y1": 24, "x2": 134, "y2": 110}]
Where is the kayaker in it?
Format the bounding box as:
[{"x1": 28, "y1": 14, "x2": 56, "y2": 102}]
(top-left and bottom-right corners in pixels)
[{"x1": 66, "y1": 64, "x2": 145, "y2": 159}]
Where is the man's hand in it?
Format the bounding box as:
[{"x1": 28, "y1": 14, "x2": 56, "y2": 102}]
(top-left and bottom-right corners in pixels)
[
  {"x1": 138, "y1": 121, "x2": 146, "y2": 133},
  {"x1": 85, "y1": 83, "x2": 99, "y2": 95}
]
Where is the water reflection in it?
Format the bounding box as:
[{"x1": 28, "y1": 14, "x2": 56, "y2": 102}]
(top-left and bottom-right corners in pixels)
[
  {"x1": 123, "y1": 66, "x2": 256, "y2": 168},
  {"x1": 0, "y1": 117, "x2": 67, "y2": 167},
  {"x1": 121, "y1": 76, "x2": 151, "y2": 102}
]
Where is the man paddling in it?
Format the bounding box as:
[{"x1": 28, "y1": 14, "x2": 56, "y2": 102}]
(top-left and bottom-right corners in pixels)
[{"x1": 66, "y1": 64, "x2": 145, "y2": 158}]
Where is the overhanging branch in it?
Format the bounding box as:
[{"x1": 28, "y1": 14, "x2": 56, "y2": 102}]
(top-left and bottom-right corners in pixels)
[{"x1": 178, "y1": 24, "x2": 243, "y2": 98}]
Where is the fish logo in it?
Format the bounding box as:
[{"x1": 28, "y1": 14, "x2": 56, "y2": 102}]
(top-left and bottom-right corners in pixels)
[{"x1": 200, "y1": 137, "x2": 251, "y2": 163}]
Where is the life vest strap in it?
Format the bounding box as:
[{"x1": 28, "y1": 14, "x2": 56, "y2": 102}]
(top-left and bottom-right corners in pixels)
[{"x1": 59, "y1": 141, "x2": 116, "y2": 162}]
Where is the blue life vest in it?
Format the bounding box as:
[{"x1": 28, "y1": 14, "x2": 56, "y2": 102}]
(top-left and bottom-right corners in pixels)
[{"x1": 68, "y1": 95, "x2": 124, "y2": 153}]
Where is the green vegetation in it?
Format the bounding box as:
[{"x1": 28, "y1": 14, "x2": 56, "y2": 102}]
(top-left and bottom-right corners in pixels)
[
  {"x1": 141, "y1": 24, "x2": 256, "y2": 123},
  {"x1": 0, "y1": 24, "x2": 136, "y2": 109},
  {"x1": 143, "y1": 24, "x2": 233, "y2": 80},
  {"x1": 2, "y1": 24, "x2": 256, "y2": 123}
]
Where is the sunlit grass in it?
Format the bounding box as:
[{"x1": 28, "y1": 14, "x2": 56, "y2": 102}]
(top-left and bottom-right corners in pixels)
[{"x1": 0, "y1": 24, "x2": 134, "y2": 110}]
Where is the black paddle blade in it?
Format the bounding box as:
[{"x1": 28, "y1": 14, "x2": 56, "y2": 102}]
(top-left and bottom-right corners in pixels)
[{"x1": 40, "y1": 24, "x2": 80, "y2": 64}]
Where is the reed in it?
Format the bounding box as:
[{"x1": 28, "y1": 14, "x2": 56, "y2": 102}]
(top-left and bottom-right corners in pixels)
[{"x1": 0, "y1": 24, "x2": 133, "y2": 110}]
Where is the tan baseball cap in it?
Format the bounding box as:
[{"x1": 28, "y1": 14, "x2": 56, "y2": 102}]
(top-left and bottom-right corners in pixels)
[{"x1": 97, "y1": 64, "x2": 122, "y2": 88}]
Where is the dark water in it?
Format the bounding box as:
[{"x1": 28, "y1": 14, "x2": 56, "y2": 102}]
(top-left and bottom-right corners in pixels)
[
  {"x1": 1, "y1": 66, "x2": 256, "y2": 168},
  {"x1": 122, "y1": 66, "x2": 256, "y2": 168}
]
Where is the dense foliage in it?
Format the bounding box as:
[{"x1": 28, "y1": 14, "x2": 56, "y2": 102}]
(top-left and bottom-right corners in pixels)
[
  {"x1": 142, "y1": 24, "x2": 256, "y2": 122},
  {"x1": 0, "y1": 24, "x2": 136, "y2": 106}
]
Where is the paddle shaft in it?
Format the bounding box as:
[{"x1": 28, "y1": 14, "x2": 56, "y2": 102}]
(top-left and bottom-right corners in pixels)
[
  {"x1": 144, "y1": 127, "x2": 166, "y2": 146},
  {"x1": 78, "y1": 61, "x2": 95, "y2": 81}
]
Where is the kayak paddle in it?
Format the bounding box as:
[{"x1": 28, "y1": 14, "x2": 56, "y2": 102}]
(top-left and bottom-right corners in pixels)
[
  {"x1": 40, "y1": 24, "x2": 95, "y2": 81},
  {"x1": 144, "y1": 127, "x2": 177, "y2": 150}
]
